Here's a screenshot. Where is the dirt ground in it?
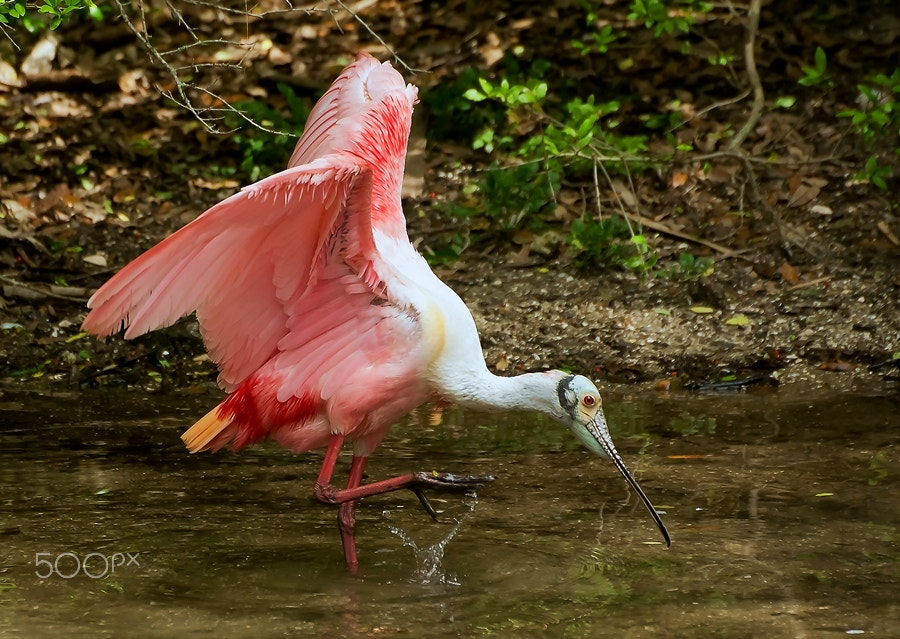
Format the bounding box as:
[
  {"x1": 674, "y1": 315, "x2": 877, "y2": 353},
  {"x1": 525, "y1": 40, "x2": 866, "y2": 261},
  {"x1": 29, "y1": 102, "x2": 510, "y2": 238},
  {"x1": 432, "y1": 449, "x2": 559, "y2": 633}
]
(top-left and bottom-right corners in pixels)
[{"x1": 1, "y1": 1, "x2": 898, "y2": 393}]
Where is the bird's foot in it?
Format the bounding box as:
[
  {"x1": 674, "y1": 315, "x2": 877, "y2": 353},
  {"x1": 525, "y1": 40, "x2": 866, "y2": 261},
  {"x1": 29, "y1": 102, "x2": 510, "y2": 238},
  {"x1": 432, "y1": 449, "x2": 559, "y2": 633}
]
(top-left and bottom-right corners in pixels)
[
  {"x1": 312, "y1": 471, "x2": 495, "y2": 520},
  {"x1": 313, "y1": 481, "x2": 340, "y2": 505},
  {"x1": 408, "y1": 471, "x2": 496, "y2": 521}
]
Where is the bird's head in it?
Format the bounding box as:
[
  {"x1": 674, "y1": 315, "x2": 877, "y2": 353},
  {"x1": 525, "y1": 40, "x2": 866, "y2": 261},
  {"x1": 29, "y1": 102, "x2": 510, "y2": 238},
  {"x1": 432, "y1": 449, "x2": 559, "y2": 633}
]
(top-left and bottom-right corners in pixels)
[{"x1": 554, "y1": 374, "x2": 671, "y2": 547}]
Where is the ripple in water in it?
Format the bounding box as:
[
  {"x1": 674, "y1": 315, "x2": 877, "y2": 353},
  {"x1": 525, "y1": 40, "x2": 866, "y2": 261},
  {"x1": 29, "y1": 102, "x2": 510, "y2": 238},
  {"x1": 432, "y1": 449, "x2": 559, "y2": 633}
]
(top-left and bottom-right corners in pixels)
[{"x1": 385, "y1": 493, "x2": 479, "y2": 585}]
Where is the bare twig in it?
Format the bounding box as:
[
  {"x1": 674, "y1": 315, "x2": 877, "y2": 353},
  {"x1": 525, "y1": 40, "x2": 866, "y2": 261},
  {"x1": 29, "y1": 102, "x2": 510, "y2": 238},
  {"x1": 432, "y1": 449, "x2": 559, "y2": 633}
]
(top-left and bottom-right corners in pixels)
[
  {"x1": 333, "y1": 0, "x2": 418, "y2": 74},
  {"x1": 877, "y1": 220, "x2": 900, "y2": 246},
  {"x1": 110, "y1": 0, "x2": 332, "y2": 134},
  {"x1": 669, "y1": 88, "x2": 750, "y2": 134},
  {"x1": 0, "y1": 275, "x2": 89, "y2": 302},
  {"x1": 618, "y1": 213, "x2": 734, "y2": 255},
  {"x1": 728, "y1": 0, "x2": 764, "y2": 150},
  {"x1": 789, "y1": 276, "x2": 832, "y2": 291}
]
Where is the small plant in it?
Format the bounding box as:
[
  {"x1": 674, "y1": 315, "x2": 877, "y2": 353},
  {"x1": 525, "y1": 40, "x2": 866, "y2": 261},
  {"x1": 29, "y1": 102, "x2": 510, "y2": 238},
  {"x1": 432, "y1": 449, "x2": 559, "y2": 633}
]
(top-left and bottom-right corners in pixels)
[
  {"x1": 837, "y1": 70, "x2": 900, "y2": 142},
  {"x1": 622, "y1": 232, "x2": 658, "y2": 275},
  {"x1": 463, "y1": 75, "x2": 548, "y2": 108},
  {"x1": 857, "y1": 156, "x2": 891, "y2": 190},
  {"x1": 460, "y1": 68, "x2": 650, "y2": 234},
  {"x1": 572, "y1": 24, "x2": 621, "y2": 56},
  {"x1": 570, "y1": 215, "x2": 658, "y2": 276},
  {"x1": 422, "y1": 230, "x2": 469, "y2": 266},
  {"x1": 627, "y1": 0, "x2": 695, "y2": 37},
  {"x1": 798, "y1": 46, "x2": 832, "y2": 88},
  {"x1": 660, "y1": 251, "x2": 715, "y2": 281},
  {"x1": 835, "y1": 69, "x2": 900, "y2": 189},
  {"x1": 572, "y1": 1, "x2": 622, "y2": 56},
  {"x1": 0, "y1": 0, "x2": 104, "y2": 33},
  {"x1": 479, "y1": 162, "x2": 560, "y2": 229}
]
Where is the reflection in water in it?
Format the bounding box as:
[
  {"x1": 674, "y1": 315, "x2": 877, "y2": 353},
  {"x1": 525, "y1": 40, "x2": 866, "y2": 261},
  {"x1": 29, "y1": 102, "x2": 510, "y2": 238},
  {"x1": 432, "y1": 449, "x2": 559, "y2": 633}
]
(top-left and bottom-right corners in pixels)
[{"x1": 0, "y1": 383, "x2": 897, "y2": 637}]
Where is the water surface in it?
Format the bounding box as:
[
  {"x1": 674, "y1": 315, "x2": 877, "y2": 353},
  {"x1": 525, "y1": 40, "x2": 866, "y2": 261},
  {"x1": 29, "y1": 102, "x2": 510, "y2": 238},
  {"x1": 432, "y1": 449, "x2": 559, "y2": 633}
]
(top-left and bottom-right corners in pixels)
[{"x1": 0, "y1": 383, "x2": 897, "y2": 637}]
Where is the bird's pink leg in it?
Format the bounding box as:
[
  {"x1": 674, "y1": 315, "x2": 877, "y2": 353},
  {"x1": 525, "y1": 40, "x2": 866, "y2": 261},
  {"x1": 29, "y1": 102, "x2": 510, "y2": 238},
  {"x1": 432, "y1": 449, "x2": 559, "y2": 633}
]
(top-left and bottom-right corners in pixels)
[
  {"x1": 313, "y1": 436, "x2": 494, "y2": 507},
  {"x1": 314, "y1": 433, "x2": 345, "y2": 490},
  {"x1": 312, "y1": 434, "x2": 495, "y2": 570},
  {"x1": 337, "y1": 455, "x2": 367, "y2": 572}
]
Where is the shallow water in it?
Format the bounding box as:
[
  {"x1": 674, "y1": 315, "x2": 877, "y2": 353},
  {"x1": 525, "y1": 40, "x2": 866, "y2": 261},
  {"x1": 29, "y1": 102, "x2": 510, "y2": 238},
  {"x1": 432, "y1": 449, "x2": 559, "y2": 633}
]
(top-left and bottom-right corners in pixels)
[{"x1": 1, "y1": 383, "x2": 898, "y2": 638}]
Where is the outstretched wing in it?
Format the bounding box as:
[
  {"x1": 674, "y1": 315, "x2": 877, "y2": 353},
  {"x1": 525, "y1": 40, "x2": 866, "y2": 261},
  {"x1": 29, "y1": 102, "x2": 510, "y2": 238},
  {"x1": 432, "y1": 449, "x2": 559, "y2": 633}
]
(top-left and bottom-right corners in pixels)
[
  {"x1": 83, "y1": 52, "x2": 417, "y2": 391},
  {"x1": 83, "y1": 159, "x2": 372, "y2": 389},
  {"x1": 287, "y1": 53, "x2": 411, "y2": 168}
]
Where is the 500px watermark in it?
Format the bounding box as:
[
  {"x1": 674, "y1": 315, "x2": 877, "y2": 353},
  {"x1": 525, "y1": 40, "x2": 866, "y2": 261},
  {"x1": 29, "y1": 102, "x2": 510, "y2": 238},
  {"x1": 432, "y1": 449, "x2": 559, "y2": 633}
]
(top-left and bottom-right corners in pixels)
[{"x1": 35, "y1": 552, "x2": 141, "y2": 579}]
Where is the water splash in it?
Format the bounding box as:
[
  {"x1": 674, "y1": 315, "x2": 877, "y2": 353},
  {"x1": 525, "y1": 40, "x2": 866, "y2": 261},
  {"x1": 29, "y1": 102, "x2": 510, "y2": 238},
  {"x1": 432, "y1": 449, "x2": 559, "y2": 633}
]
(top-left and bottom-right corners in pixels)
[{"x1": 385, "y1": 493, "x2": 479, "y2": 585}]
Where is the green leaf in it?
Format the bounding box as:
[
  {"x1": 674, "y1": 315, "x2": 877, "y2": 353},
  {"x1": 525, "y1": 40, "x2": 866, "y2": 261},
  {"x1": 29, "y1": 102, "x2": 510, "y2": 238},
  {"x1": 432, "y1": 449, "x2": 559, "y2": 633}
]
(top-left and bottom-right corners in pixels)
[
  {"x1": 725, "y1": 314, "x2": 750, "y2": 326},
  {"x1": 814, "y1": 46, "x2": 827, "y2": 73},
  {"x1": 774, "y1": 96, "x2": 796, "y2": 108}
]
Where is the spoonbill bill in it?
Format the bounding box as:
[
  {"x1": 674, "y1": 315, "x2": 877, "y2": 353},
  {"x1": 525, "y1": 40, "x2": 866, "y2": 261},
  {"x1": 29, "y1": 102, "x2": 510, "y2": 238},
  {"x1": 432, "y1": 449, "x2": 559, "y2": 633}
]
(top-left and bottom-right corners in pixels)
[{"x1": 83, "y1": 52, "x2": 670, "y2": 570}]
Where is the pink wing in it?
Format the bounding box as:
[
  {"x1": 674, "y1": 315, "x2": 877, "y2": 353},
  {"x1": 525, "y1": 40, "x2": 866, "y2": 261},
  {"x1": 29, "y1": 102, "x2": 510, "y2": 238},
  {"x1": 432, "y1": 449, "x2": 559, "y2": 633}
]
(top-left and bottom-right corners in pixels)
[
  {"x1": 83, "y1": 52, "x2": 417, "y2": 393},
  {"x1": 288, "y1": 53, "x2": 411, "y2": 168}
]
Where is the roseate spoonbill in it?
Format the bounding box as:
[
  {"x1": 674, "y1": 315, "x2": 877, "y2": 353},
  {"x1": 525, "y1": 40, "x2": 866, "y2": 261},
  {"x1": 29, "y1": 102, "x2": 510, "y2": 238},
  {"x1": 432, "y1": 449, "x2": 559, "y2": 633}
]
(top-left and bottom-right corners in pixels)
[{"x1": 83, "y1": 52, "x2": 670, "y2": 570}]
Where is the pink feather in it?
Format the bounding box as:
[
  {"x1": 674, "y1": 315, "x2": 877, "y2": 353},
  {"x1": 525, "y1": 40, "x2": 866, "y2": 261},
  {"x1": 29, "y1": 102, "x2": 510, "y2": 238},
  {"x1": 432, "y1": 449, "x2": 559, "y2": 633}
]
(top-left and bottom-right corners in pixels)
[{"x1": 83, "y1": 52, "x2": 424, "y2": 454}]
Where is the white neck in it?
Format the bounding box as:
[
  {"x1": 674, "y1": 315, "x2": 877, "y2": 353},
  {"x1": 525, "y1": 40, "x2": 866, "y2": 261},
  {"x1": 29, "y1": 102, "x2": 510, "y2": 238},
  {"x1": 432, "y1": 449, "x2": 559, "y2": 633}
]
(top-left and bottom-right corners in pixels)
[
  {"x1": 403, "y1": 254, "x2": 570, "y2": 424},
  {"x1": 438, "y1": 365, "x2": 570, "y2": 424}
]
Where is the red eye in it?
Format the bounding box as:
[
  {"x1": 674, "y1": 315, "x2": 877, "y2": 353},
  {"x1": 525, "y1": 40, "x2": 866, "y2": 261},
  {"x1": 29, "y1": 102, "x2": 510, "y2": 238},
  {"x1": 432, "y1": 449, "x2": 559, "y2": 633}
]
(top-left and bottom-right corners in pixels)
[{"x1": 582, "y1": 395, "x2": 596, "y2": 406}]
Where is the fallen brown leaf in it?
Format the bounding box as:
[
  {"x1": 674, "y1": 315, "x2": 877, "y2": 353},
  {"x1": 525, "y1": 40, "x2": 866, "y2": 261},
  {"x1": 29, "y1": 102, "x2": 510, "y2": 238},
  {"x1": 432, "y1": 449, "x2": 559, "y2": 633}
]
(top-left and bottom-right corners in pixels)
[
  {"x1": 780, "y1": 261, "x2": 801, "y2": 285},
  {"x1": 818, "y1": 361, "x2": 857, "y2": 372}
]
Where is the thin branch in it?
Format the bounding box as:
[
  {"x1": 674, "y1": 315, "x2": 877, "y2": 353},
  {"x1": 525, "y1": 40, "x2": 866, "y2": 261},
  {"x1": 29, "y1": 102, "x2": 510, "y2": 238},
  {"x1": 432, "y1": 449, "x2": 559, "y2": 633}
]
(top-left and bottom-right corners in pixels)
[
  {"x1": 0, "y1": 275, "x2": 89, "y2": 302},
  {"x1": 159, "y1": 39, "x2": 253, "y2": 57},
  {"x1": 618, "y1": 213, "x2": 735, "y2": 255},
  {"x1": 669, "y1": 88, "x2": 750, "y2": 134},
  {"x1": 333, "y1": 0, "x2": 419, "y2": 74},
  {"x1": 591, "y1": 160, "x2": 603, "y2": 219},
  {"x1": 110, "y1": 0, "x2": 331, "y2": 135},
  {"x1": 728, "y1": 0, "x2": 764, "y2": 150},
  {"x1": 180, "y1": 0, "x2": 316, "y2": 19}
]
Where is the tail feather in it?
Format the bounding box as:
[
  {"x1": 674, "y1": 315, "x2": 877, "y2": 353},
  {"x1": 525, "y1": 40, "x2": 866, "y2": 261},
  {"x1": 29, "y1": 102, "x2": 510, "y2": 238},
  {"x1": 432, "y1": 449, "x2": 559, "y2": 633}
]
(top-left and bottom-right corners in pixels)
[{"x1": 181, "y1": 404, "x2": 234, "y2": 453}]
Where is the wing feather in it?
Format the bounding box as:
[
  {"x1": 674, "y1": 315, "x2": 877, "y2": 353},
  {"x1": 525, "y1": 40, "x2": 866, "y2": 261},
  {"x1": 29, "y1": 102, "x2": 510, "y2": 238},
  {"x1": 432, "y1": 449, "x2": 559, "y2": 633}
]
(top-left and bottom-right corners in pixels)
[
  {"x1": 288, "y1": 52, "x2": 413, "y2": 168},
  {"x1": 84, "y1": 51, "x2": 420, "y2": 407},
  {"x1": 83, "y1": 159, "x2": 366, "y2": 389}
]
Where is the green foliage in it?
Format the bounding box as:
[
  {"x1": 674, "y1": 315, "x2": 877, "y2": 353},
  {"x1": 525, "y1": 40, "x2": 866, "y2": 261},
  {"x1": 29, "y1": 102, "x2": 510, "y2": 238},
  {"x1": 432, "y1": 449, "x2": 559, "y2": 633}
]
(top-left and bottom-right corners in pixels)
[
  {"x1": 570, "y1": 215, "x2": 658, "y2": 275},
  {"x1": 627, "y1": 0, "x2": 696, "y2": 36},
  {"x1": 228, "y1": 83, "x2": 310, "y2": 182},
  {"x1": 479, "y1": 162, "x2": 560, "y2": 229},
  {"x1": 572, "y1": 0, "x2": 622, "y2": 55},
  {"x1": 835, "y1": 69, "x2": 900, "y2": 189},
  {"x1": 572, "y1": 24, "x2": 621, "y2": 56},
  {"x1": 0, "y1": 0, "x2": 104, "y2": 32},
  {"x1": 463, "y1": 75, "x2": 548, "y2": 106},
  {"x1": 857, "y1": 155, "x2": 890, "y2": 190},
  {"x1": 462, "y1": 68, "x2": 647, "y2": 187},
  {"x1": 622, "y1": 232, "x2": 658, "y2": 274},
  {"x1": 422, "y1": 67, "x2": 504, "y2": 142},
  {"x1": 798, "y1": 46, "x2": 832, "y2": 87},
  {"x1": 423, "y1": 230, "x2": 469, "y2": 266},
  {"x1": 439, "y1": 2, "x2": 732, "y2": 272},
  {"x1": 427, "y1": 0, "x2": 892, "y2": 272},
  {"x1": 659, "y1": 252, "x2": 715, "y2": 281},
  {"x1": 456, "y1": 59, "x2": 655, "y2": 271}
]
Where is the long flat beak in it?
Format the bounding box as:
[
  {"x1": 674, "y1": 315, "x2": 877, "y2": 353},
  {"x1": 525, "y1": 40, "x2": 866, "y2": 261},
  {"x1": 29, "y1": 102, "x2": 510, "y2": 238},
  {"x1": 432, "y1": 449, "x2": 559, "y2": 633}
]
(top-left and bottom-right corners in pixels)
[{"x1": 586, "y1": 414, "x2": 671, "y2": 547}]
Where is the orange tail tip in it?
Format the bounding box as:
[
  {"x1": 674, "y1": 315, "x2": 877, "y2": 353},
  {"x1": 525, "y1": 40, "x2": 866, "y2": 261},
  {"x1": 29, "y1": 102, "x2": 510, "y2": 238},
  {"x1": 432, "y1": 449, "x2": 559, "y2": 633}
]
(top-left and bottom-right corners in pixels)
[{"x1": 181, "y1": 404, "x2": 233, "y2": 453}]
